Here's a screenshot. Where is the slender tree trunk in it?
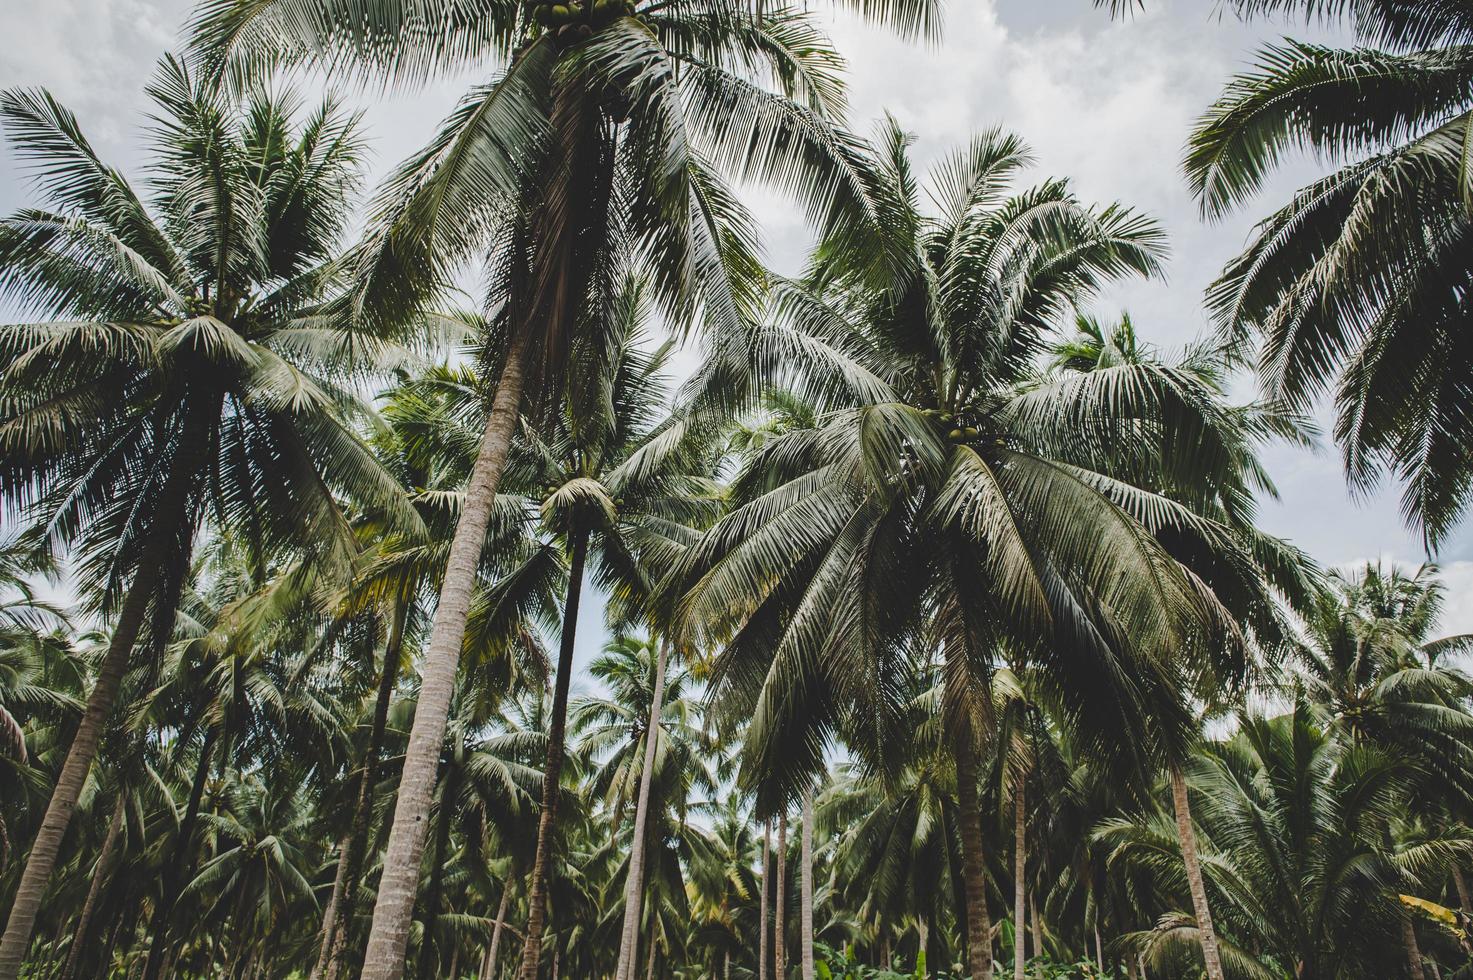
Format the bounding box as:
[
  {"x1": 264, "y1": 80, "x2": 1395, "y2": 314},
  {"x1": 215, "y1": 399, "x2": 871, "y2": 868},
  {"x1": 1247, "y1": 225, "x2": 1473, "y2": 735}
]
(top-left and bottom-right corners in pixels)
[
  {"x1": 0, "y1": 560, "x2": 163, "y2": 979},
  {"x1": 954, "y1": 732, "x2": 994, "y2": 980},
  {"x1": 104, "y1": 889, "x2": 140, "y2": 979},
  {"x1": 774, "y1": 814, "x2": 786, "y2": 980},
  {"x1": 1454, "y1": 867, "x2": 1472, "y2": 915},
  {"x1": 141, "y1": 727, "x2": 219, "y2": 980},
  {"x1": 417, "y1": 762, "x2": 463, "y2": 980},
  {"x1": 1168, "y1": 761, "x2": 1224, "y2": 980},
  {"x1": 478, "y1": 887, "x2": 511, "y2": 980},
  {"x1": 916, "y1": 919, "x2": 928, "y2": 977},
  {"x1": 1093, "y1": 924, "x2": 1103, "y2": 973},
  {"x1": 1029, "y1": 893, "x2": 1041, "y2": 967},
  {"x1": 801, "y1": 787, "x2": 815, "y2": 980},
  {"x1": 361, "y1": 326, "x2": 530, "y2": 980},
  {"x1": 318, "y1": 603, "x2": 408, "y2": 979},
  {"x1": 615, "y1": 639, "x2": 671, "y2": 980},
  {"x1": 759, "y1": 822, "x2": 770, "y2": 980},
  {"x1": 313, "y1": 832, "x2": 353, "y2": 980},
  {"x1": 516, "y1": 528, "x2": 591, "y2": 980},
  {"x1": 1126, "y1": 953, "x2": 1139, "y2": 980},
  {"x1": 1403, "y1": 915, "x2": 1427, "y2": 980},
  {"x1": 59, "y1": 797, "x2": 125, "y2": 980},
  {"x1": 1012, "y1": 786, "x2": 1026, "y2": 980}
]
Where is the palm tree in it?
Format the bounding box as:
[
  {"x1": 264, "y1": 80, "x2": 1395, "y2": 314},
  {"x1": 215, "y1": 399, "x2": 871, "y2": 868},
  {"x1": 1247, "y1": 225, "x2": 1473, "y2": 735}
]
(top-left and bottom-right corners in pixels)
[
  {"x1": 187, "y1": 2, "x2": 941, "y2": 970},
  {"x1": 1038, "y1": 310, "x2": 1320, "y2": 980},
  {"x1": 669, "y1": 121, "x2": 1279, "y2": 980},
  {"x1": 0, "y1": 61, "x2": 417, "y2": 977},
  {"x1": 609, "y1": 633, "x2": 674, "y2": 980},
  {"x1": 311, "y1": 363, "x2": 564, "y2": 980},
  {"x1": 573, "y1": 634, "x2": 714, "y2": 980},
  {"x1": 1298, "y1": 561, "x2": 1473, "y2": 802},
  {"x1": 1183, "y1": 2, "x2": 1473, "y2": 545},
  {"x1": 502, "y1": 288, "x2": 722, "y2": 978},
  {"x1": 131, "y1": 545, "x2": 352, "y2": 980},
  {"x1": 177, "y1": 771, "x2": 321, "y2": 975},
  {"x1": 1099, "y1": 703, "x2": 1473, "y2": 979}
]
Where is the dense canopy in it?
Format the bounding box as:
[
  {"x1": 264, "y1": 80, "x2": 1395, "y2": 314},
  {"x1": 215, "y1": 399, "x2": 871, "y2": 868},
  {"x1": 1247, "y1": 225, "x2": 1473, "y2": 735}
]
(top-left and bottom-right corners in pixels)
[{"x1": 3, "y1": 1, "x2": 1473, "y2": 979}]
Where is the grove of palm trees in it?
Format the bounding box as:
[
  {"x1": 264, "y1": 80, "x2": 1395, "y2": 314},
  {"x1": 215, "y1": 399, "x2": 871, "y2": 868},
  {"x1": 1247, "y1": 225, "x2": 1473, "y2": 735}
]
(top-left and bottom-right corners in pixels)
[{"x1": 4, "y1": 0, "x2": 1473, "y2": 977}]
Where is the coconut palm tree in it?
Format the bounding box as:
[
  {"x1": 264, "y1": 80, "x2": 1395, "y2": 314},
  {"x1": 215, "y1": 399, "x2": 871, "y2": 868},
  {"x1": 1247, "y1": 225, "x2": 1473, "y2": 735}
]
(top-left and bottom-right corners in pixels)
[
  {"x1": 573, "y1": 633, "x2": 715, "y2": 980},
  {"x1": 310, "y1": 363, "x2": 564, "y2": 980},
  {"x1": 376, "y1": 282, "x2": 723, "y2": 977},
  {"x1": 668, "y1": 120, "x2": 1289, "y2": 980},
  {"x1": 130, "y1": 545, "x2": 353, "y2": 980},
  {"x1": 186, "y1": 1, "x2": 942, "y2": 969},
  {"x1": 0, "y1": 60, "x2": 418, "y2": 977},
  {"x1": 1297, "y1": 561, "x2": 1473, "y2": 802},
  {"x1": 1183, "y1": 1, "x2": 1473, "y2": 546},
  {"x1": 1099, "y1": 703, "x2": 1473, "y2": 979}
]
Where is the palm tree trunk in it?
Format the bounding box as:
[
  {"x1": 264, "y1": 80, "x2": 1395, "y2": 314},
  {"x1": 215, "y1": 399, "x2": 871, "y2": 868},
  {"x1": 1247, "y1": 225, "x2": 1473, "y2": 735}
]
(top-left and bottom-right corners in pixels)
[
  {"x1": 614, "y1": 639, "x2": 671, "y2": 980},
  {"x1": 916, "y1": 919, "x2": 928, "y2": 977},
  {"x1": 1012, "y1": 786, "x2": 1026, "y2": 980},
  {"x1": 59, "y1": 797, "x2": 125, "y2": 980},
  {"x1": 417, "y1": 761, "x2": 463, "y2": 980},
  {"x1": 1402, "y1": 915, "x2": 1427, "y2": 980},
  {"x1": 318, "y1": 603, "x2": 408, "y2": 979},
  {"x1": 313, "y1": 832, "x2": 353, "y2": 980},
  {"x1": 774, "y1": 814, "x2": 786, "y2": 980},
  {"x1": 1093, "y1": 924, "x2": 1103, "y2": 973},
  {"x1": 759, "y1": 822, "x2": 770, "y2": 980},
  {"x1": 516, "y1": 528, "x2": 591, "y2": 980},
  {"x1": 1169, "y1": 761, "x2": 1224, "y2": 980},
  {"x1": 361, "y1": 326, "x2": 529, "y2": 980},
  {"x1": 141, "y1": 727, "x2": 219, "y2": 980},
  {"x1": 801, "y1": 787, "x2": 815, "y2": 980},
  {"x1": 1029, "y1": 893, "x2": 1041, "y2": 966},
  {"x1": 1454, "y1": 867, "x2": 1472, "y2": 915},
  {"x1": 478, "y1": 887, "x2": 511, "y2": 980},
  {"x1": 953, "y1": 731, "x2": 994, "y2": 980},
  {"x1": 0, "y1": 555, "x2": 163, "y2": 979}
]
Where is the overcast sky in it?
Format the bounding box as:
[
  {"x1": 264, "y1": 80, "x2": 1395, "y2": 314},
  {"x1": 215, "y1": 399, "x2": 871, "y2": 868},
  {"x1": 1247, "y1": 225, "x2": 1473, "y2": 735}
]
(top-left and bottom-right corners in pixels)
[{"x1": 4, "y1": 0, "x2": 1471, "y2": 642}]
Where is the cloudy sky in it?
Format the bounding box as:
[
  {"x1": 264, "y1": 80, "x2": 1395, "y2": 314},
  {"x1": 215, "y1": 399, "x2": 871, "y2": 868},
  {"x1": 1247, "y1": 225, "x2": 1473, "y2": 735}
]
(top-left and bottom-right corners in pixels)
[{"x1": 4, "y1": 0, "x2": 1471, "y2": 637}]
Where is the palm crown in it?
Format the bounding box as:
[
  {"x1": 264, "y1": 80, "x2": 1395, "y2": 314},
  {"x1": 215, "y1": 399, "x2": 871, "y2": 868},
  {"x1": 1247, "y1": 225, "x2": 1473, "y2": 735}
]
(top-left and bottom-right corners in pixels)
[{"x1": 1185, "y1": 0, "x2": 1473, "y2": 545}]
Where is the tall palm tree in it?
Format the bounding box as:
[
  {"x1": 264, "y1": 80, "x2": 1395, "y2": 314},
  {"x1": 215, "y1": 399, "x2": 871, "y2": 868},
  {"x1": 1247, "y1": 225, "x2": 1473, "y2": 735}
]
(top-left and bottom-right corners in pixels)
[
  {"x1": 311, "y1": 362, "x2": 563, "y2": 980},
  {"x1": 187, "y1": 2, "x2": 940, "y2": 971},
  {"x1": 1183, "y1": 1, "x2": 1473, "y2": 545},
  {"x1": 574, "y1": 634, "x2": 714, "y2": 980},
  {"x1": 670, "y1": 121, "x2": 1275, "y2": 980},
  {"x1": 0, "y1": 61, "x2": 417, "y2": 978},
  {"x1": 510, "y1": 297, "x2": 725, "y2": 979},
  {"x1": 1038, "y1": 309, "x2": 1319, "y2": 980},
  {"x1": 383, "y1": 284, "x2": 722, "y2": 977}
]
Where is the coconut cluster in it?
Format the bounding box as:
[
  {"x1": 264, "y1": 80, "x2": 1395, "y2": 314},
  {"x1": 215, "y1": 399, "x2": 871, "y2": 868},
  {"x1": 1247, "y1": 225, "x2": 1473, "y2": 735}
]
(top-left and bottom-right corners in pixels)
[{"x1": 529, "y1": 0, "x2": 635, "y2": 44}]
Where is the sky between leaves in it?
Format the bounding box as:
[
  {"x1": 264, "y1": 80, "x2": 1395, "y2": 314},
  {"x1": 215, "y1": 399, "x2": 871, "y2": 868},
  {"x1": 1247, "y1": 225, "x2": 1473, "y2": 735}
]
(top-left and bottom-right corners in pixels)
[{"x1": 3, "y1": 0, "x2": 1470, "y2": 649}]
